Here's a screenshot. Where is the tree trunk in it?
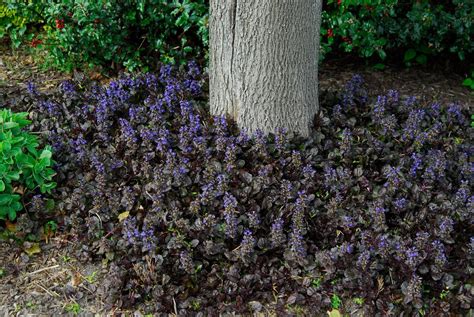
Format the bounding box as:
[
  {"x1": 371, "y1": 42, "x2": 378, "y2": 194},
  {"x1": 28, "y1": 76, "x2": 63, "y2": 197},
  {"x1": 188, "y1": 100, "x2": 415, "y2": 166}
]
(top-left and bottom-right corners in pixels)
[{"x1": 209, "y1": 0, "x2": 323, "y2": 137}]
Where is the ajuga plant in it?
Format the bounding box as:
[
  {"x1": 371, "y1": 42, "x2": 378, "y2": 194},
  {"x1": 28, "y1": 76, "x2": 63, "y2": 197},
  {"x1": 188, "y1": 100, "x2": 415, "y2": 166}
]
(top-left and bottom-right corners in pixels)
[
  {"x1": 0, "y1": 109, "x2": 56, "y2": 221},
  {"x1": 15, "y1": 66, "x2": 473, "y2": 315}
]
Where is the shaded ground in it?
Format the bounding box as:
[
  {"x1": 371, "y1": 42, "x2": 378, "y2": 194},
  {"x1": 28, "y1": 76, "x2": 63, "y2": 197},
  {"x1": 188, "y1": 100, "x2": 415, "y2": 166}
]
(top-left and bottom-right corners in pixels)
[
  {"x1": 0, "y1": 45, "x2": 473, "y2": 316},
  {"x1": 319, "y1": 58, "x2": 473, "y2": 108}
]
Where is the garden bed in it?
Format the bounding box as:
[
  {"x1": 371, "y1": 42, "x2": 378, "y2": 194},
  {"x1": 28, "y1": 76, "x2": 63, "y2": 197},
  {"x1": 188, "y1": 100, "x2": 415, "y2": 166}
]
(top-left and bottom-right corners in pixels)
[{"x1": 0, "y1": 47, "x2": 473, "y2": 315}]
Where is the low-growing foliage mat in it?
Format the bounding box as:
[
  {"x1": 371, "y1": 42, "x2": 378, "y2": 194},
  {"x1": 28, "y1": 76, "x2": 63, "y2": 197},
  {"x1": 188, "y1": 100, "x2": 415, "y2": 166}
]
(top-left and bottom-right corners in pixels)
[{"x1": 7, "y1": 65, "x2": 473, "y2": 315}]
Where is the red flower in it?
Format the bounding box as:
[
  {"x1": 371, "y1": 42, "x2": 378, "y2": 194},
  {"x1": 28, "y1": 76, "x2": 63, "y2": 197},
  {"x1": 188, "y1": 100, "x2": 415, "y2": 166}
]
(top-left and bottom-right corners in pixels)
[
  {"x1": 55, "y1": 19, "x2": 65, "y2": 29},
  {"x1": 67, "y1": 12, "x2": 73, "y2": 17},
  {"x1": 337, "y1": 0, "x2": 342, "y2": 5},
  {"x1": 30, "y1": 39, "x2": 42, "y2": 48},
  {"x1": 327, "y1": 29, "x2": 334, "y2": 38},
  {"x1": 342, "y1": 36, "x2": 351, "y2": 44}
]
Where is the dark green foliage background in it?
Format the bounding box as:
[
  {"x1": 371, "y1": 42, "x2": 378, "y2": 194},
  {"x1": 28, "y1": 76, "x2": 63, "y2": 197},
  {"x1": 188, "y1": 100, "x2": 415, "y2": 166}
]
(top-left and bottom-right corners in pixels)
[{"x1": 1, "y1": 0, "x2": 472, "y2": 72}]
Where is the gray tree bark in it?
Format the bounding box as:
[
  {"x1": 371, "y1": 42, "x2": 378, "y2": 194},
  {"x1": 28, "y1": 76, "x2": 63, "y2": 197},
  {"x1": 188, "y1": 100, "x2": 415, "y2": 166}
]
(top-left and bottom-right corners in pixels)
[{"x1": 209, "y1": 0, "x2": 323, "y2": 137}]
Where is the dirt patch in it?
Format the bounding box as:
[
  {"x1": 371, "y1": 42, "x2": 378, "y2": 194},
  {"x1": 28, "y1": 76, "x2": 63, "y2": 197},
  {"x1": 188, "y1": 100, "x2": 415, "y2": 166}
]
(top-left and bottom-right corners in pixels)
[
  {"x1": 0, "y1": 234, "x2": 116, "y2": 315},
  {"x1": 319, "y1": 59, "x2": 473, "y2": 108}
]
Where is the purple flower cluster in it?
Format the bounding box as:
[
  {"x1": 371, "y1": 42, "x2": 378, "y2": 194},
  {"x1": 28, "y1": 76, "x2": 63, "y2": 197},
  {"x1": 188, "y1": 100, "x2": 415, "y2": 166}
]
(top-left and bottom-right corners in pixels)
[
  {"x1": 270, "y1": 217, "x2": 285, "y2": 248},
  {"x1": 122, "y1": 217, "x2": 156, "y2": 251},
  {"x1": 339, "y1": 128, "x2": 353, "y2": 154},
  {"x1": 239, "y1": 229, "x2": 255, "y2": 258},
  {"x1": 357, "y1": 250, "x2": 370, "y2": 270},
  {"x1": 410, "y1": 152, "x2": 423, "y2": 177},
  {"x1": 383, "y1": 165, "x2": 402, "y2": 190},
  {"x1": 438, "y1": 217, "x2": 454, "y2": 239},
  {"x1": 431, "y1": 240, "x2": 447, "y2": 268},
  {"x1": 274, "y1": 127, "x2": 288, "y2": 151},
  {"x1": 280, "y1": 180, "x2": 294, "y2": 202},
  {"x1": 393, "y1": 197, "x2": 407, "y2": 210},
  {"x1": 402, "y1": 109, "x2": 425, "y2": 143},
  {"x1": 91, "y1": 154, "x2": 105, "y2": 174},
  {"x1": 302, "y1": 164, "x2": 315, "y2": 179},
  {"x1": 179, "y1": 250, "x2": 194, "y2": 273},
  {"x1": 39, "y1": 100, "x2": 59, "y2": 115},
  {"x1": 387, "y1": 89, "x2": 399, "y2": 104},
  {"x1": 405, "y1": 246, "x2": 421, "y2": 270},
  {"x1": 70, "y1": 134, "x2": 87, "y2": 160},
  {"x1": 323, "y1": 165, "x2": 351, "y2": 201},
  {"x1": 447, "y1": 103, "x2": 465, "y2": 124},
  {"x1": 289, "y1": 226, "x2": 306, "y2": 259},
  {"x1": 119, "y1": 118, "x2": 137, "y2": 143},
  {"x1": 27, "y1": 81, "x2": 38, "y2": 96},
  {"x1": 248, "y1": 210, "x2": 260, "y2": 228},
  {"x1": 223, "y1": 192, "x2": 238, "y2": 238},
  {"x1": 60, "y1": 80, "x2": 76, "y2": 95},
  {"x1": 341, "y1": 74, "x2": 367, "y2": 108},
  {"x1": 423, "y1": 150, "x2": 446, "y2": 181},
  {"x1": 253, "y1": 129, "x2": 267, "y2": 156}
]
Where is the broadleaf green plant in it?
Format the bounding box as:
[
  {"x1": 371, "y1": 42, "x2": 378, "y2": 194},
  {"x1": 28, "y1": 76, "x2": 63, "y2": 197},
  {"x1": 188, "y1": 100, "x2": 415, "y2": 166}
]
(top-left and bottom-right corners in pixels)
[
  {"x1": 462, "y1": 71, "x2": 474, "y2": 90},
  {"x1": 0, "y1": 109, "x2": 56, "y2": 221}
]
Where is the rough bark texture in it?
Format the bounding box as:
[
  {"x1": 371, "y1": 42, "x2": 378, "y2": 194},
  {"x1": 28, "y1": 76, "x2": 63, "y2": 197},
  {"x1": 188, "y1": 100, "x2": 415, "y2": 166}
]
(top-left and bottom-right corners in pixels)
[{"x1": 210, "y1": 0, "x2": 323, "y2": 137}]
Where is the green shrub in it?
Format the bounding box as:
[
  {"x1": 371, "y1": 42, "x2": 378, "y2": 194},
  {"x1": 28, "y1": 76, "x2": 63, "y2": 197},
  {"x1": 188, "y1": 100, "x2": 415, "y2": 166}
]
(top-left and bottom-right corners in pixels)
[
  {"x1": 0, "y1": 109, "x2": 56, "y2": 221},
  {"x1": 2, "y1": 0, "x2": 472, "y2": 72},
  {"x1": 0, "y1": 1, "x2": 44, "y2": 48},
  {"x1": 321, "y1": 0, "x2": 473, "y2": 64},
  {"x1": 40, "y1": 0, "x2": 208, "y2": 72}
]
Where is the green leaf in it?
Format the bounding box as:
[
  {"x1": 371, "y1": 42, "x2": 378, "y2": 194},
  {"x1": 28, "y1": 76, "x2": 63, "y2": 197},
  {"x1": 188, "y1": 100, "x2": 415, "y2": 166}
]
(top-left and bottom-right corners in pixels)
[
  {"x1": 0, "y1": 194, "x2": 13, "y2": 205},
  {"x1": 404, "y1": 49, "x2": 416, "y2": 62},
  {"x1": 45, "y1": 199, "x2": 55, "y2": 211},
  {"x1": 415, "y1": 54, "x2": 427, "y2": 65},
  {"x1": 0, "y1": 180, "x2": 4, "y2": 192},
  {"x1": 373, "y1": 63, "x2": 385, "y2": 70},
  {"x1": 3, "y1": 122, "x2": 19, "y2": 129},
  {"x1": 8, "y1": 207, "x2": 16, "y2": 221},
  {"x1": 462, "y1": 78, "x2": 473, "y2": 87},
  {"x1": 377, "y1": 49, "x2": 386, "y2": 60},
  {"x1": 1, "y1": 140, "x2": 12, "y2": 152},
  {"x1": 40, "y1": 182, "x2": 57, "y2": 194},
  {"x1": 39, "y1": 149, "x2": 52, "y2": 160},
  {"x1": 5, "y1": 171, "x2": 20, "y2": 182},
  {"x1": 12, "y1": 200, "x2": 22, "y2": 211}
]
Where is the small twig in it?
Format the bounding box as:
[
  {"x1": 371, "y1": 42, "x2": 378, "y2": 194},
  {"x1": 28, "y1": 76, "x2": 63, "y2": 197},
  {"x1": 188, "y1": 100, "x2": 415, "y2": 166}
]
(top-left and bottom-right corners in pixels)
[
  {"x1": 80, "y1": 284, "x2": 94, "y2": 294},
  {"x1": 173, "y1": 297, "x2": 178, "y2": 315},
  {"x1": 27, "y1": 265, "x2": 60, "y2": 276},
  {"x1": 33, "y1": 282, "x2": 60, "y2": 298},
  {"x1": 102, "y1": 227, "x2": 120, "y2": 239}
]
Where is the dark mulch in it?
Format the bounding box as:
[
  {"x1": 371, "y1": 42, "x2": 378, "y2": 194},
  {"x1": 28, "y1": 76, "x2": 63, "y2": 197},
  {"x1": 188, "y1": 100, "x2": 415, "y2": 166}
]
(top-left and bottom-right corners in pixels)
[{"x1": 319, "y1": 59, "x2": 473, "y2": 109}]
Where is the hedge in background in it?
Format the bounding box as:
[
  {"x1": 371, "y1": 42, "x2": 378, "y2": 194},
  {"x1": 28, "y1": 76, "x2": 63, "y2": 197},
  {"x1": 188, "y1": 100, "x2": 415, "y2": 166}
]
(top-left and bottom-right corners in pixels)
[
  {"x1": 40, "y1": 0, "x2": 208, "y2": 72},
  {"x1": 1, "y1": 0, "x2": 472, "y2": 71},
  {"x1": 1, "y1": 0, "x2": 208, "y2": 72},
  {"x1": 321, "y1": 0, "x2": 473, "y2": 65},
  {"x1": 0, "y1": 1, "x2": 44, "y2": 48}
]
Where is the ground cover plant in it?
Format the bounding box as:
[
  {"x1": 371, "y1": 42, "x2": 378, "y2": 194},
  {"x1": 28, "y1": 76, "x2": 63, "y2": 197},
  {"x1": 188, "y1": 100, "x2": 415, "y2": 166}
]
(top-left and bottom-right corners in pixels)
[{"x1": 3, "y1": 63, "x2": 472, "y2": 315}]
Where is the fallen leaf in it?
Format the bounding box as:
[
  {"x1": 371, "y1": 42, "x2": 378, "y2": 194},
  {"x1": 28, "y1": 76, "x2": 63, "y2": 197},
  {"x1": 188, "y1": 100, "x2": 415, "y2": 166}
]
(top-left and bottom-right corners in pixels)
[
  {"x1": 327, "y1": 309, "x2": 342, "y2": 317},
  {"x1": 5, "y1": 220, "x2": 16, "y2": 232},
  {"x1": 24, "y1": 243, "x2": 41, "y2": 256},
  {"x1": 118, "y1": 211, "x2": 130, "y2": 222},
  {"x1": 70, "y1": 271, "x2": 82, "y2": 287}
]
